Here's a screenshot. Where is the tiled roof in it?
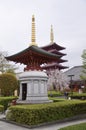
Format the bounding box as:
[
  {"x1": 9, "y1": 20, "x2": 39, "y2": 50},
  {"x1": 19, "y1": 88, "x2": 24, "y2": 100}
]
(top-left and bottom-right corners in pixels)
[{"x1": 64, "y1": 66, "x2": 85, "y2": 81}]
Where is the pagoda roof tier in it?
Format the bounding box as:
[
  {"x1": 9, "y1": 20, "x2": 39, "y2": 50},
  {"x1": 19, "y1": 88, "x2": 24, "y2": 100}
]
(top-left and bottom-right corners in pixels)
[
  {"x1": 41, "y1": 63, "x2": 68, "y2": 70},
  {"x1": 48, "y1": 49, "x2": 66, "y2": 56},
  {"x1": 6, "y1": 45, "x2": 61, "y2": 65},
  {"x1": 41, "y1": 42, "x2": 65, "y2": 51},
  {"x1": 57, "y1": 59, "x2": 68, "y2": 63}
]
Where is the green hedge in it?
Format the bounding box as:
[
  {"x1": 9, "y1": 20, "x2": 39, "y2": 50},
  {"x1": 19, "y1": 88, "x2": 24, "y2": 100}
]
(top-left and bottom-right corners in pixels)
[
  {"x1": 49, "y1": 97, "x2": 66, "y2": 102},
  {"x1": 6, "y1": 100, "x2": 86, "y2": 126},
  {"x1": 48, "y1": 91, "x2": 63, "y2": 97},
  {"x1": 0, "y1": 105, "x2": 4, "y2": 113},
  {"x1": 71, "y1": 95, "x2": 86, "y2": 100},
  {"x1": 0, "y1": 97, "x2": 18, "y2": 110},
  {"x1": 70, "y1": 93, "x2": 86, "y2": 100}
]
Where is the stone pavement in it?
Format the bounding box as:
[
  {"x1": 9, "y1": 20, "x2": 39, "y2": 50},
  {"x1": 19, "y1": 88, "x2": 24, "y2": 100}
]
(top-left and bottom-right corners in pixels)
[{"x1": 0, "y1": 113, "x2": 86, "y2": 130}]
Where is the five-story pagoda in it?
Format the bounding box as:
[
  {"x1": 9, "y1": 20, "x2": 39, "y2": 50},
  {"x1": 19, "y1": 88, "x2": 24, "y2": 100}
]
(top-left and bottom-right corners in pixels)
[
  {"x1": 41, "y1": 25, "x2": 68, "y2": 71},
  {"x1": 6, "y1": 15, "x2": 60, "y2": 103}
]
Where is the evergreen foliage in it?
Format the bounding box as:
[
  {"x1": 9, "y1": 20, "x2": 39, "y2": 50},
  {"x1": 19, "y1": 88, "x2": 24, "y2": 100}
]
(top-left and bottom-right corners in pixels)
[
  {"x1": 0, "y1": 96, "x2": 17, "y2": 110},
  {"x1": 0, "y1": 73, "x2": 19, "y2": 96},
  {"x1": 81, "y1": 49, "x2": 86, "y2": 80},
  {"x1": 6, "y1": 100, "x2": 86, "y2": 126},
  {"x1": 0, "y1": 105, "x2": 4, "y2": 112}
]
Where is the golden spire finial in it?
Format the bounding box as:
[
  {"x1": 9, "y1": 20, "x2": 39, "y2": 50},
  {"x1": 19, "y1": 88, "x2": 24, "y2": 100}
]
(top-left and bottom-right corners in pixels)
[
  {"x1": 30, "y1": 15, "x2": 37, "y2": 46},
  {"x1": 50, "y1": 25, "x2": 54, "y2": 43}
]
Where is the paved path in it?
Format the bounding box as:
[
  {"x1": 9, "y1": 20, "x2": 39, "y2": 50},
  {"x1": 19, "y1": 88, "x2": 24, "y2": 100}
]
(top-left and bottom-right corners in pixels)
[{"x1": 0, "y1": 114, "x2": 86, "y2": 130}]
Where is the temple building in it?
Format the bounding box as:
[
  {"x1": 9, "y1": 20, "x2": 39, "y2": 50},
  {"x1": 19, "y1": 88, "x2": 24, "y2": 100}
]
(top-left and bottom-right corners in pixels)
[
  {"x1": 40, "y1": 25, "x2": 68, "y2": 92},
  {"x1": 64, "y1": 66, "x2": 86, "y2": 92},
  {"x1": 41, "y1": 25, "x2": 68, "y2": 72},
  {"x1": 6, "y1": 15, "x2": 61, "y2": 103}
]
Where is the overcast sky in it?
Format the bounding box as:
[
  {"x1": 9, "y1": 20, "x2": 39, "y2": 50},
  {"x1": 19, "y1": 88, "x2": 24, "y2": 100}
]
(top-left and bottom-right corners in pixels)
[{"x1": 0, "y1": 0, "x2": 86, "y2": 72}]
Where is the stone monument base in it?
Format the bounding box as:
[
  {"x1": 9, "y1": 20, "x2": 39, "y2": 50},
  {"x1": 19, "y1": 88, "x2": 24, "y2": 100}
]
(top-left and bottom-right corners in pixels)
[
  {"x1": 17, "y1": 70, "x2": 52, "y2": 104},
  {"x1": 17, "y1": 99, "x2": 53, "y2": 104}
]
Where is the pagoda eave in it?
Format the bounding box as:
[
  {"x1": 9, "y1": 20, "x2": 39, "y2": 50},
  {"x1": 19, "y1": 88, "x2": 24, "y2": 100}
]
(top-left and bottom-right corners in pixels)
[
  {"x1": 41, "y1": 63, "x2": 68, "y2": 70},
  {"x1": 6, "y1": 45, "x2": 61, "y2": 68},
  {"x1": 48, "y1": 49, "x2": 66, "y2": 56},
  {"x1": 41, "y1": 42, "x2": 65, "y2": 51}
]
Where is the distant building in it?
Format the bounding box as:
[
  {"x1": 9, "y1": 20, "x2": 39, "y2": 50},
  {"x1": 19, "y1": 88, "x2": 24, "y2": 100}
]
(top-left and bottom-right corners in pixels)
[
  {"x1": 64, "y1": 66, "x2": 83, "y2": 81},
  {"x1": 64, "y1": 66, "x2": 86, "y2": 91}
]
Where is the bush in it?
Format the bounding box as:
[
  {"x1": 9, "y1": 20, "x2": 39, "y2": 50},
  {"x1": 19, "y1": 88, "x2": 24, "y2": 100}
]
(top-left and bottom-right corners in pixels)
[
  {"x1": 0, "y1": 96, "x2": 18, "y2": 110},
  {"x1": 49, "y1": 97, "x2": 66, "y2": 102},
  {"x1": 6, "y1": 100, "x2": 86, "y2": 126},
  {"x1": 48, "y1": 91, "x2": 63, "y2": 97},
  {"x1": 0, "y1": 73, "x2": 19, "y2": 96},
  {"x1": 70, "y1": 93, "x2": 86, "y2": 100},
  {"x1": 0, "y1": 105, "x2": 4, "y2": 113}
]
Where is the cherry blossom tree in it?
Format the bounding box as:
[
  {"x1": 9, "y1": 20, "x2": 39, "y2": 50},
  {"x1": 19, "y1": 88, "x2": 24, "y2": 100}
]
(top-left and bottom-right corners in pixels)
[{"x1": 47, "y1": 69, "x2": 69, "y2": 91}]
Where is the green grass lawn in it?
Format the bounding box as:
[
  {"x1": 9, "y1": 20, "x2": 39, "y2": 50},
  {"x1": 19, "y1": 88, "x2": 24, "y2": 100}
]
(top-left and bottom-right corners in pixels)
[{"x1": 59, "y1": 122, "x2": 86, "y2": 130}]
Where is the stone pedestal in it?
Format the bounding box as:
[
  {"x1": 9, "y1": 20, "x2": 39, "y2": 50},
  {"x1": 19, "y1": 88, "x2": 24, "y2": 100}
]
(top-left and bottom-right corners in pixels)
[{"x1": 17, "y1": 71, "x2": 52, "y2": 104}]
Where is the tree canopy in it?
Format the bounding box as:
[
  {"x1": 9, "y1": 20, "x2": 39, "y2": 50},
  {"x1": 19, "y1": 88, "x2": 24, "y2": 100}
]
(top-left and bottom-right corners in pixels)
[
  {"x1": 47, "y1": 69, "x2": 69, "y2": 91},
  {"x1": 0, "y1": 73, "x2": 19, "y2": 96},
  {"x1": 81, "y1": 49, "x2": 86, "y2": 80},
  {"x1": 0, "y1": 51, "x2": 18, "y2": 74}
]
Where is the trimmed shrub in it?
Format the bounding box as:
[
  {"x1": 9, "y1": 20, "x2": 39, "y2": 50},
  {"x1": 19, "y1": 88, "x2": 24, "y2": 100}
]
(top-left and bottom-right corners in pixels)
[
  {"x1": 48, "y1": 91, "x2": 63, "y2": 97},
  {"x1": 0, "y1": 97, "x2": 18, "y2": 110},
  {"x1": 0, "y1": 105, "x2": 4, "y2": 113},
  {"x1": 70, "y1": 93, "x2": 86, "y2": 100},
  {"x1": 6, "y1": 100, "x2": 86, "y2": 126},
  {"x1": 49, "y1": 97, "x2": 66, "y2": 102},
  {"x1": 0, "y1": 73, "x2": 19, "y2": 96}
]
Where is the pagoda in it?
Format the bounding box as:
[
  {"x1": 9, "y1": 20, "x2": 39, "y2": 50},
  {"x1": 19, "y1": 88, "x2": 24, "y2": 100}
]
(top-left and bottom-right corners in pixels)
[
  {"x1": 6, "y1": 15, "x2": 60, "y2": 103},
  {"x1": 41, "y1": 25, "x2": 68, "y2": 71}
]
